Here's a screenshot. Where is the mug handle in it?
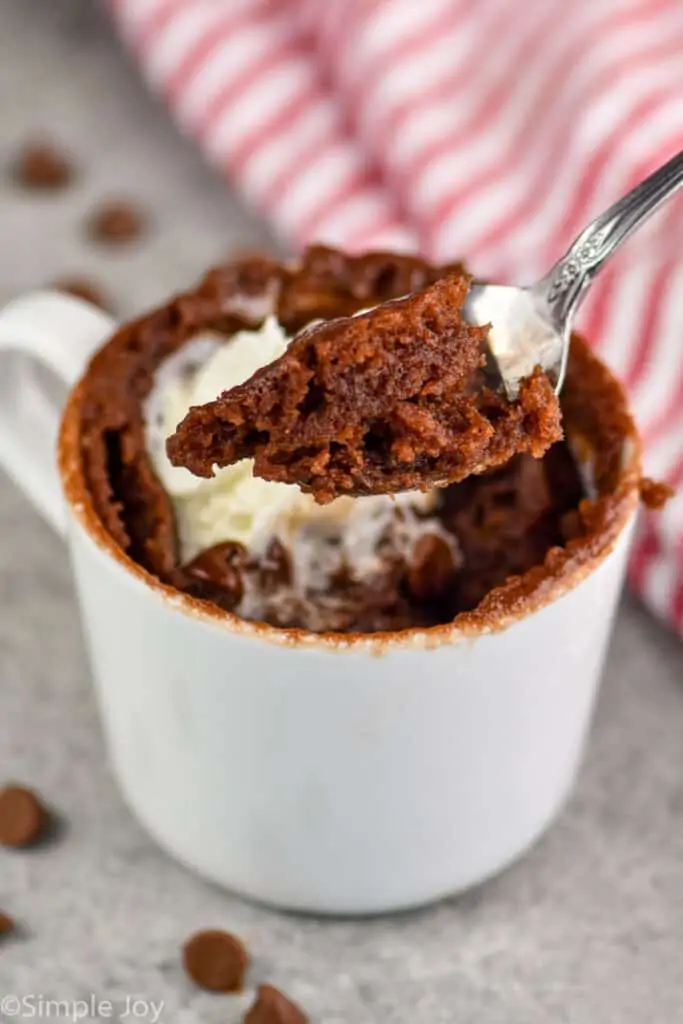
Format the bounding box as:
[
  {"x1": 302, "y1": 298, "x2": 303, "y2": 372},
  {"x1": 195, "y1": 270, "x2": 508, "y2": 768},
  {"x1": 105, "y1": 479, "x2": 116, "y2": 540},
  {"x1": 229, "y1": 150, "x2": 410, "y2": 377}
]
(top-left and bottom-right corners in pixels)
[{"x1": 0, "y1": 291, "x2": 116, "y2": 536}]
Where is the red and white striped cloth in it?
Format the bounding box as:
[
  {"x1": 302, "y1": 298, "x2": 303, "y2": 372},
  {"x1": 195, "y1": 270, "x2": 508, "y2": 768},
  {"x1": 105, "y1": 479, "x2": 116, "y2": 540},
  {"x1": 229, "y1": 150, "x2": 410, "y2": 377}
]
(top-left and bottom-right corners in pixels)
[{"x1": 110, "y1": 0, "x2": 683, "y2": 635}]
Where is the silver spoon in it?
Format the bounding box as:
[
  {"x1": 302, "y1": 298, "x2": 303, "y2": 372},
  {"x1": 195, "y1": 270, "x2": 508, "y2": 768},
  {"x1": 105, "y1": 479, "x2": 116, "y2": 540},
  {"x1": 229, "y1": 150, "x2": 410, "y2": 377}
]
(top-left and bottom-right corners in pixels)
[{"x1": 464, "y1": 148, "x2": 683, "y2": 398}]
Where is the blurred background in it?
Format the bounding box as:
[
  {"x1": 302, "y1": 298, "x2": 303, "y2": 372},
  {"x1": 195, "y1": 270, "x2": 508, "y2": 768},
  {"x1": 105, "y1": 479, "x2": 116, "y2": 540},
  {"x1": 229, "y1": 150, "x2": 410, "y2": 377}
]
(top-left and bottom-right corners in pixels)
[
  {"x1": 1, "y1": 1, "x2": 275, "y2": 317},
  {"x1": 1, "y1": 2, "x2": 683, "y2": 1022}
]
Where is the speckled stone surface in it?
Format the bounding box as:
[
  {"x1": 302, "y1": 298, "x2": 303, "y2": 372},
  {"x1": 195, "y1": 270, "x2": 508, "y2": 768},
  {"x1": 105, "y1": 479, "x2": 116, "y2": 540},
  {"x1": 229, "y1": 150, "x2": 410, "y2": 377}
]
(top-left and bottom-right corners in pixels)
[{"x1": 1, "y1": 3, "x2": 683, "y2": 1022}]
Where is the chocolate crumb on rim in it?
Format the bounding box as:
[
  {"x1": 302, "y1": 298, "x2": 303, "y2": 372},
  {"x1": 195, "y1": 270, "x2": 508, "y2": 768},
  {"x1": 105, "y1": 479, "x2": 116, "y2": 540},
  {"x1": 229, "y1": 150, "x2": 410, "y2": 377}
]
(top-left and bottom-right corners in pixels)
[
  {"x1": 0, "y1": 911, "x2": 14, "y2": 937},
  {"x1": 58, "y1": 245, "x2": 643, "y2": 649},
  {"x1": 639, "y1": 477, "x2": 674, "y2": 510},
  {"x1": 182, "y1": 929, "x2": 250, "y2": 992}
]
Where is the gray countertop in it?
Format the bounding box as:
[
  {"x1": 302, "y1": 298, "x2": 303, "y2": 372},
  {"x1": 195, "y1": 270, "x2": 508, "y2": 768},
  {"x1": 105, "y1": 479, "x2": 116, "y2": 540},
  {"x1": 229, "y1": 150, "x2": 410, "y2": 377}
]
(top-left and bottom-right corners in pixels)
[{"x1": 1, "y1": 3, "x2": 683, "y2": 1022}]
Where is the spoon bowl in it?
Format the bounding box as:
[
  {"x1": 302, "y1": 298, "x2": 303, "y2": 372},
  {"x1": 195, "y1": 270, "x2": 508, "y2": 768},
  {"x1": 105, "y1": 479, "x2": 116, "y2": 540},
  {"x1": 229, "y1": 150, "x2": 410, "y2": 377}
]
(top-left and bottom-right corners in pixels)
[
  {"x1": 464, "y1": 283, "x2": 564, "y2": 399},
  {"x1": 463, "y1": 148, "x2": 683, "y2": 398}
]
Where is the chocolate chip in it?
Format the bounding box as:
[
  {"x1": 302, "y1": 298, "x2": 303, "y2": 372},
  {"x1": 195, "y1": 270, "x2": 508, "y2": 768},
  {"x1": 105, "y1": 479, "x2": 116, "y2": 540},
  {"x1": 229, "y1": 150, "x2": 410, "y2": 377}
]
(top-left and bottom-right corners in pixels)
[
  {"x1": 0, "y1": 785, "x2": 48, "y2": 848},
  {"x1": 53, "y1": 277, "x2": 111, "y2": 313},
  {"x1": 407, "y1": 533, "x2": 460, "y2": 603},
  {"x1": 88, "y1": 201, "x2": 145, "y2": 244},
  {"x1": 244, "y1": 985, "x2": 308, "y2": 1024},
  {"x1": 183, "y1": 542, "x2": 246, "y2": 605},
  {"x1": 13, "y1": 141, "x2": 73, "y2": 189},
  {"x1": 182, "y1": 929, "x2": 250, "y2": 992},
  {"x1": 0, "y1": 912, "x2": 14, "y2": 937},
  {"x1": 259, "y1": 537, "x2": 292, "y2": 589}
]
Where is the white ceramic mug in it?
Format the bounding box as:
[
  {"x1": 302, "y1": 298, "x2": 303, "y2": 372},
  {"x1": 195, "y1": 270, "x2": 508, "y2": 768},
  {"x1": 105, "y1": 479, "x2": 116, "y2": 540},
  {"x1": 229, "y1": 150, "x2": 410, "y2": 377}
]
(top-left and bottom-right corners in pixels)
[{"x1": 0, "y1": 291, "x2": 640, "y2": 916}]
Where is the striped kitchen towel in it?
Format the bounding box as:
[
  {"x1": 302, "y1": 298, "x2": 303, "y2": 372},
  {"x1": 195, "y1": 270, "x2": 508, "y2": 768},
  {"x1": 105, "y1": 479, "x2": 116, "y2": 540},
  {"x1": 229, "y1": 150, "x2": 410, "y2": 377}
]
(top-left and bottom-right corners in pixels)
[{"x1": 110, "y1": 0, "x2": 683, "y2": 635}]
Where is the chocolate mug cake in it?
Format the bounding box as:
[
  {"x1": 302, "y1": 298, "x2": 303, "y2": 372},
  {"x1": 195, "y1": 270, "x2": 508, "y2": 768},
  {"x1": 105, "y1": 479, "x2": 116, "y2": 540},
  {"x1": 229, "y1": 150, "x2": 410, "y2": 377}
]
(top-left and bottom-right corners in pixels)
[
  {"x1": 24, "y1": 241, "x2": 647, "y2": 913},
  {"x1": 71, "y1": 245, "x2": 635, "y2": 635}
]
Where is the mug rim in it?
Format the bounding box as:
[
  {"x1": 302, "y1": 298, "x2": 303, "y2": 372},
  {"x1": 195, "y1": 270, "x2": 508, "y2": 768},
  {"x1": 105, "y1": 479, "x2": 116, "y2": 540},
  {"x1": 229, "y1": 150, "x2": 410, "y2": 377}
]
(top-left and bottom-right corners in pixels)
[{"x1": 58, "y1": 339, "x2": 642, "y2": 654}]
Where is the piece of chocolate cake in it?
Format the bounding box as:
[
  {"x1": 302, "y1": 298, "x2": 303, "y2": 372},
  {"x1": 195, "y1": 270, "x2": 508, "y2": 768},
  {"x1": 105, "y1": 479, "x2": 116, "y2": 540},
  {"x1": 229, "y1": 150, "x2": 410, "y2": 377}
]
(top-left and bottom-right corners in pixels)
[{"x1": 167, "y1": 274, "x2": 562, "y2": 504}]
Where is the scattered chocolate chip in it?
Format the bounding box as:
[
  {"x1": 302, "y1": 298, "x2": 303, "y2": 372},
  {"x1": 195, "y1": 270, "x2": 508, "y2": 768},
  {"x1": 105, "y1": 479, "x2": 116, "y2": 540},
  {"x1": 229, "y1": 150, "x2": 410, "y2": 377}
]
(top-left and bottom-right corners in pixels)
[
  {"x1": 53, "y1": 277, "x2": 111, "y2": 313},
  {"x1": 0, "y1": 912, "x2": 14, "y2": 937},
  {"x1": 244, "y1": 985, "x2": 308, "y2": 1024},
  {"x1": 88, "y1": 201, "x2": 145, "y2": 244},
  {"x1": 182, "y1": 929, "x2": 250, "y2": 993},
  {"x1": 407, "y1": 533, "x2": 460, "y2": 603},
  {"x1": 0, "y1": 785, "x2": 48, "y2": 848},
  {"x1": 639, "y1": 477, "x2": 674, "y2": 510},
  {"x1": 12, "y1": 141, "x2": 73, "y2": 189}
]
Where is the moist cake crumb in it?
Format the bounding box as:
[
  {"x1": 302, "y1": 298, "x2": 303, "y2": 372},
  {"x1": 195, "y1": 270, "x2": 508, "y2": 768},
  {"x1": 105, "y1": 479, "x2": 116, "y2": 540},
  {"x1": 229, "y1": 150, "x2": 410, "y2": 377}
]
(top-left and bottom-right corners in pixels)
[{"x1": 167, "y1": 274, "x2": 562, "y2": 503}]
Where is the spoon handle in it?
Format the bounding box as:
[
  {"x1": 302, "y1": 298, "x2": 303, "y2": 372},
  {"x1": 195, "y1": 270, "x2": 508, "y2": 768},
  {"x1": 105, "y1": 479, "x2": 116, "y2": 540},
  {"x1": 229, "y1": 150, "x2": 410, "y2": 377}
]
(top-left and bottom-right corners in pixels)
[{"x1": 535, "y1": 148, "x2": 683, "y2": 331}]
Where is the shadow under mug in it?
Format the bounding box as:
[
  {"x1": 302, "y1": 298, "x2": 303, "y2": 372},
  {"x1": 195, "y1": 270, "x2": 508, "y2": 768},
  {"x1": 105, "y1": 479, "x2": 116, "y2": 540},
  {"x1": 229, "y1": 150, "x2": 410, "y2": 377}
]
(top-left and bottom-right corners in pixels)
[{"x1": 0, "y1": 290, "x2": 640, "y2": 915}]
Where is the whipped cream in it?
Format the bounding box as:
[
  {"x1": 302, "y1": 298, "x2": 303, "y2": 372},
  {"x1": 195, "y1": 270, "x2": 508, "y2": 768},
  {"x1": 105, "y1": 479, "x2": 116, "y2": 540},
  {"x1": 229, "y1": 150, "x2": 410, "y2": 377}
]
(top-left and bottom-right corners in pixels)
[{"x1": 146, "y1": 316, "x2": 439, "y2": 568}]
